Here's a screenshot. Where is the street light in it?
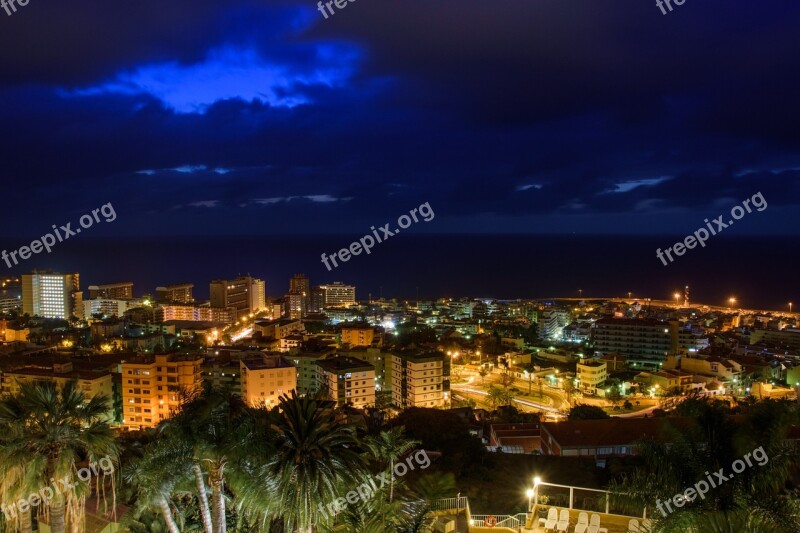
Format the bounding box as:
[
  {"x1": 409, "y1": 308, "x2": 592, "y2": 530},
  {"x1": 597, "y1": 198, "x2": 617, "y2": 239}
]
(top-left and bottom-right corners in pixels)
[
  {"x1": 526, "y1": 489, "x2": 534, "y2": 511},
  {"x1": 673, "y1": 293, "x2": 681, "y2": 307},
  {"x1": 790, "y1": 302, "x2": 793, "y2": 314},
  {"x1": 532, "y1": 477, "x2": 542, "y2": 509},
  {"x1": 728, "y1": 297, "x2": 737, "y2": 309}
]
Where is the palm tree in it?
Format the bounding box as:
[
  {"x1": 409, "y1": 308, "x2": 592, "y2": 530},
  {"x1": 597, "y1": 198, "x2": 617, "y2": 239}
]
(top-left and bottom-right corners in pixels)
[
  {"x1": 122, "y1": 438, "x2": 192, "y2": 533},
  {"x1": 258, "y1": 391, "x2": 366, "y2": 533},
  {"x1": 487, "y1": 385, "x2": 504, "y2": 409},
  {"x1": 0, "y1": 436, "x2": 36, "y2": 533},
  {"x1": 0, "y1": 381, "x2": 116, "y2": 533},
  {"x1": 363, "y1": 427, "x2": 421, "y2": 503},
  {"x1": 610, "y1": 400, "x2": 800, "y2": 532},
  {"x1": 162, "y1": 387, "x2": 250, "y2": 533}
]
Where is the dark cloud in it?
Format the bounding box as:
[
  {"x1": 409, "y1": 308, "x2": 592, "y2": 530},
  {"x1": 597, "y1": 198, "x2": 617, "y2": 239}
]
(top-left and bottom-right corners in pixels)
[{"x1": 1, "y1": 0, "x2": 799, "y2": 238}]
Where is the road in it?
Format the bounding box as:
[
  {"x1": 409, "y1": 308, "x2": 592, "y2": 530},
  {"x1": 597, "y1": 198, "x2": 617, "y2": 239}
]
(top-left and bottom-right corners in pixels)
[
  {"x1": 457, "y1": 367, "x2": 571, "y2": 410},
  {"x1": 451, "y1": 384, "x2": 563, "y2": 415}
]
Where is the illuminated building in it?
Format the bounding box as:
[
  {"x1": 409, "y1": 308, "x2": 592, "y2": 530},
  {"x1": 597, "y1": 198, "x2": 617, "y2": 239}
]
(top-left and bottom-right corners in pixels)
[
  {"x1": 317, "y1": 282, "x2": 356, "y2": 308},
  {"x1": 157, "y1": 304, "x2": 236, "y2": 324},
  {"x1": 240, "y1": 354, "x2": 296, "y2": 408},
  {"x1": 83, "y1": 298, "x2": 147, "y2": 320},
  {"x1": 316, "y1": 356, "x2": 375, "y2": 408},
  {"x1": 87, "y1": 282, "x2": 133, "y2": 299},
  {"x1": 0, "y1": 361, "x2": 113, "y2": 419},
  {"x1": 309, "y1": 286, "x2": 326, "y2": 313},
  {"x1": 592, "y1": 318, "x2": 676, "y2": 369},
  {"x1": 209, "y1": 276, "x2": 266, "y2": 318},
  {"x1": 576, "y1": 359, "x2": 607, "y2": 392},
  {"x1": 156, "y1": 283, "x2": 195, "y2": 303},
  {"x1": 391, "y1": 351, "x2": 448, "y2": 408},
  {"x1": 340, "y1": 324, "x2": 379, "y2": 347},
  {"x1": 286, "y1": 292, "x2": 305, "y2": 319},
  {"x1": 22, "y1": 271, "x2": 82, "y2": 319},
  {"x1": 287, "y1": 274, "x2": 310, "y2": 319},
  {"x1": 121, "y1": 354, "x2": 203, "y2": 430}
]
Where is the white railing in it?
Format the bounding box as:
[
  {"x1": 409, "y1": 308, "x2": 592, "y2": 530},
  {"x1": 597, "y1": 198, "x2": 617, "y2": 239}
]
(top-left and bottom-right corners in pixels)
[
  {"x1": 429, "y1": 496, "x2": 469, "y2": 512},
  {"x1": 533, "y1": 481, "x2": 649, "y2": 519},
  {"x1": 471, "y1": 514, "x2": 520, "y2": 528}
]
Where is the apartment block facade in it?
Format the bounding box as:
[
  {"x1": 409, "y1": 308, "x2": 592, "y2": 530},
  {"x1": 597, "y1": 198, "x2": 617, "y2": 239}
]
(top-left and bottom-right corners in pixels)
[
  {"x1": 209, "y1": 276, "x2": 266, "y2": 319},
  {"x1": 240, "y1": 354, "x2": 297, "y2": 408},
  {"x1": 391, "y1": 351, "x2": 448, "y2": 408},
  {"x1": 121, "y1": 354, "x2": 203, "y2": 430},
  {"x1": 576, "y1": 359, "x2": 607, "y2": 393},
  {"x1": 593, "y1": 318, "x2": 675, "y2": 368},
  {"x1": 88, "y1": 282, "x2": 133, "y2": 300},
  {"x1": 156, "y1": 283, "x2": 195, "y2": 304},
  {"x1": 316, "y1": 356, "x2": 375, "y2": 408},
  {"x1": 22, "y1": 271, "x2": 82, "y2": 319}
]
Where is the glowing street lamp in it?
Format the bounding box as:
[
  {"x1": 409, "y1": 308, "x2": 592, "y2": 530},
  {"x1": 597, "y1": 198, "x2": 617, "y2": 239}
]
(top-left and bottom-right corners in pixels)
[
  {"x1": 532, "y1": 477, "x2": 542, "y2": 508},
  {"x1": 790, "y1": 302, "x2": 793, "y2": 314},
  {"x1": 673, "y1": 292, "x2": 681, "y2": 307},
  {"x1": 728, "y1": 297, "x2": 737, "y2": 309}
]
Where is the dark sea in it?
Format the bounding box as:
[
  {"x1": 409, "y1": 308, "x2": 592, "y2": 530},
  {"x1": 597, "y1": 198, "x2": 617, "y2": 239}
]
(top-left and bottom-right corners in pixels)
[{"x1": 1, "y1": 235, "x2": 798, "y2": 310}]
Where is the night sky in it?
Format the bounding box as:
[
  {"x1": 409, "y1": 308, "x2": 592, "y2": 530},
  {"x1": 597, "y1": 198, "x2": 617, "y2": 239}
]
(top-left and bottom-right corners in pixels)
[{"x1": 1, "y1": 1, "x2": 800, "y2": 240}]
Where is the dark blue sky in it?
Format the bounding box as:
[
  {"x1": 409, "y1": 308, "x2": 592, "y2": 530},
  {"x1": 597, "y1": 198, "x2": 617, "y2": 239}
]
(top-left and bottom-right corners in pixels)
[{"x1": 1, "y1": 0, "x2": 800, "y2": 238}]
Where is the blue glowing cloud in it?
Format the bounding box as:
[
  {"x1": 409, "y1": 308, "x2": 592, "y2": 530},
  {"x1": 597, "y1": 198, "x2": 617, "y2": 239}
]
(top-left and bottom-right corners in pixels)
[{"x1": 62, "y1": 44, "x2": 359, "y2": 113}]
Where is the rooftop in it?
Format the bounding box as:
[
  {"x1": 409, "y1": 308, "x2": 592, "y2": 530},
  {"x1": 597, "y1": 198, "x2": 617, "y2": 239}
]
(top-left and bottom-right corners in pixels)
[
  {"x1": 316, "y1": 356, "x2": 373, "y2": 373},
  {"x1": 242, "y1": 355, "x2": 294, "y2": 371}
]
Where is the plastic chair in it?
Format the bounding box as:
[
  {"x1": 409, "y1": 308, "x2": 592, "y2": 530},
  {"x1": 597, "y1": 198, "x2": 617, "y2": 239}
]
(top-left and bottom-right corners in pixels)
[
  {"x1": 544, "y1": 508, "x2": 559, "y2": 531},
  {"x1": 556, "y1": 509, "x2": 570, "y2": 532},
  {"x1": 587, "y1": 513, "x2": 601, "y2": 533},
  {"x1": 574, "y1": 512, "x2": 590, "y2": 533}
]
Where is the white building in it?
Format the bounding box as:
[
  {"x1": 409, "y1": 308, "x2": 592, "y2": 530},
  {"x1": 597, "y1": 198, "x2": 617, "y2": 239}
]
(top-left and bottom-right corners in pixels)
[
  {"x1": 22, "y1": 272, "x2": 81, "y2": 319},
  {"x1": 391, "y1": 351, "x2": 448, "y2": 408},
  {"x1": 318, "y1": 282, "x2": 356, "y2": 308},
  {"x1": 576, "y1": 359, "x2": 607, "y2": 393}
]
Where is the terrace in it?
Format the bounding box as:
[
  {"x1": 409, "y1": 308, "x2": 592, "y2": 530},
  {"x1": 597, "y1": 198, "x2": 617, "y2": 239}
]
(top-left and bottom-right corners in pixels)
[{"x1": 430, "y1": 479, "x2": 654, "y2": 533}]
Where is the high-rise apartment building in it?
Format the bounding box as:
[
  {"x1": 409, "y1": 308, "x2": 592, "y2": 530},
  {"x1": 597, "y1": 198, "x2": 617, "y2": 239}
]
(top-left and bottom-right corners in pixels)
[
  {"x1": 121, "y1": 354, "x2": 203, "y2": 430},
  {"x1": 316, "y1": 356, "x2": 375, "y2": 408},
  {"x1": 83, "y1": 298, "x2": 144, "y2": 320},
  {"x1": 285, "y1": 292, "x2": 305, "y2": 320},
  {"x1": 88, "y1": 282, "x2": 133, "y2": 299},
  {"x1": 308, "y1": 286, "x2": 326, "y2": 313},
  {"x1": 318, "y1": 282, "x2": 356, "y2": 308},
  {"x1": 289, "y1": 274, "x2": 310, "y2": 296},
  {"x1": 592, "y1": 318, "x2": 676, "y2": 368},
  {"x1": 156, "y1": 283, "x2": 195, "y2": 303},
  {"x1": 240, "y1": 354, "x2": 297, "y2": 408},
  {"x1": 391, "y1": 351, "x2": 448, "y2": 408},
  {"x1": 157, "y1": 304, "x2": 236, "y2": 324},
  {"x1": 22, "y1": 271, "x2": 82, "y2": 319},
  {"x1": 209, "y1": 276, "x2": 266, "y2": 319},
  {"x1": 286, "y1": 274, "x2": 310, "y2": 319}
]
